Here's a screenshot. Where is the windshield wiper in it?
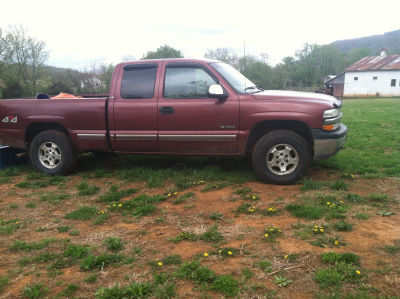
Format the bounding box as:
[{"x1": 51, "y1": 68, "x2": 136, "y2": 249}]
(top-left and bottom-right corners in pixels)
[{"x1": 244, "y1": 86, "x2": 264, "y2": 93}]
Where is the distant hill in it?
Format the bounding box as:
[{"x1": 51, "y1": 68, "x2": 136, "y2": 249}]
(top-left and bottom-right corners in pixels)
[{"x1": 331, "y1": 29, "x2": 400, "y2": 55}]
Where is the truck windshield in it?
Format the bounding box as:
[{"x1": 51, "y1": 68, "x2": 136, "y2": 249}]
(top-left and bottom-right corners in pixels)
[{"x1": 210, "y1": 62, "x2": 261, "y2": 94}]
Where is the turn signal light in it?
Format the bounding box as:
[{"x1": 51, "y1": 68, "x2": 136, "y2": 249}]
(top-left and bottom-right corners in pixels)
[{"x1": 322, "y1": 124, "x2": 334, "y2": 131}]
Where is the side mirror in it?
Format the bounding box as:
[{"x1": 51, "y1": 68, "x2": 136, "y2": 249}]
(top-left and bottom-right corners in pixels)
[{"x1": 208, "y1": 84, "x2": 228, "y2": 100}]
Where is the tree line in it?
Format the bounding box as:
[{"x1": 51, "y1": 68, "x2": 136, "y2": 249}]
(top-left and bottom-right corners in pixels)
[{"x1": 0, "y1": 26, "x2": 391, "y2": 99}]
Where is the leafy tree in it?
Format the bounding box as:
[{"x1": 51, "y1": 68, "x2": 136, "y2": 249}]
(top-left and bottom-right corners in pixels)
[
  {"x1": 204, "y1": 47, "x2": 239, "y2": 68},
  {"x1": 2, "y1": 25, "x2": 48, "y2": 97},
  {"x1": 142, "y1": 44, "x2": 183, "y2": 59}
]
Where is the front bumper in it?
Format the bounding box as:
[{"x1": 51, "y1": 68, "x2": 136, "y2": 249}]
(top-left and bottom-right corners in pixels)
[{"x1": 312, "y1": 125, "x2": 347, "y2": 161}]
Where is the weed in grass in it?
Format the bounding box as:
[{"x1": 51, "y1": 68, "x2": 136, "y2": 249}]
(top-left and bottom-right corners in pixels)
[
  {"x1": 211, "y1": 275, "x2": 239, "y2": 297},
  {"x1": 162, "y1": 255, "x2": 182, "y2": 265},
  {"x1": 95, "y1": 282, "x2": 153, "y2": 299},
  {"x1": 274, "y1": 275, "x2": 293, "y2": 287},
  {"x1": 366, "y1": 193, "x2": 389, "y2": 202},
  {"x1": 216, "y1": 247, "x2": 239, "y2": 258},
  {"x1": 154, "y1": 282, "x2": 176, "y2": 299},
  {"x1": 63, "y1": 244, "x2": 90, "y2": 259},
  {"x1": 80, "y1": 253, "x2": 124, "y2": 271},
  {"x1": 65, "y1": 206, "x2": 98, "y2": 220},
  {"x1": 384, "y1": 240, "x2": 400, "y2": 254},
  {"x1": 58, "y1": 283, "x2": 78, "y2": 297},
  {"x1": 108, "y1": 194, "x2": 167, "y2": 218},
  {"x1": 255, "y1": 260, "x2": 272, "y2": 273},
  {"x1": 172, "y1": 192, "x2": 195, "y2": 204},
  {"x1": 333, "y1": 221, "x2": 354, "y2": 232},
  {"x1": 201, "y1": 182, "x2": 228, "y2": 192},
  {"x1": 169, "y1": 232, "x2": 198, "y2": 243},
  {"x1": 133, "y1": 246, "x2": 142, "y2": 255},
  {"x1": 23, "y1": 283, "x2": 49, "y2": 299},
  {"x1": 9, "y1": 238, "x2": 59, "y2": 252},
  {"x1": 98, "y1": 185, "x2": 137, "y2": 202},
  {"x1": 209, "y1": 211, "x2": 224, "y2": 221},
  {"x1": 84, "y1": 274, "x2": 98, "y2": 283},
  {"x1": 40, "y1": 192, "x2": 70, "y2": 204},
  {"x1": 314, "y1": 262, "x2": 363, "y2": 288},
  {"x1": 330, "y1": 179, "x2": 348, "y2": 191},
  {"x1": 0, "y1": 276, "x2": 9, "y2": 294},
  {"x1": 25, "y1": 202, "x2": 36, "y2": 209},
  {"x1": 33, "y1": 252, "x2": 59, "y2": 263},
  {"x1": 57, "y1": 226, "x2": 70, "y2": 233},
  {"x1": 9, "y1": 203, "x2": 18, "y2": 209},
  {"x1": 69, "y1": 229, "x2": 80, "y2": 236},
  {"x1": 76, "y1": 182, "x2": 100, "y2": 196},
  {"x1": 48, "y1": 257, "x2": 69, "y2": 270},
  {"x1": 263, "y1": 226, "x2": 283, "y2": 242},
  {"x1": 300, "y1": 178, "x2": 324, "y2": 191},
  {"x1": 235, "y1": 202, "x2": 257, "y2": 215},
  {"x1": 355, "y1": 213, "x2": 370, "y2": 220},
  {"x1": 93, "y1": 212, "x2": 109, "y2": 225},
  {"x1": 286, "y1": 203, "x2": 325, "y2": 220},
  {"x1": 322, "y1": 252, "x2": 360, "y2": 265},
  {"x1": 0, "y1": 219, "x2": 23, "y2": 235},
  {"x1": 199, "y1": 225, "x2": 224, "y2": 243},
  {"x1": 175, "y1": 260, "x2": 216, "y2": 285},
  {"x1": 311, "y1": 236, "x2": 346, "y2": 248},
  {"x1": 241, "y1": 268, "x2": 254, "y2": 280},
  {"x1": 344, "y1": 193, "x2": 364, "y2": 203},
  {"x1": 104, "y1": 237, "x2": 124, "y2": 252}
]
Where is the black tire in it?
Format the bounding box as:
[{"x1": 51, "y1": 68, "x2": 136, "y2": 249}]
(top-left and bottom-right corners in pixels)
[
  {"x1": 252, "y1": 130, "x2": 311, "y2": 185},
  {"x1": 29, "y1": 130, "x2": 77, "y2": 175}
]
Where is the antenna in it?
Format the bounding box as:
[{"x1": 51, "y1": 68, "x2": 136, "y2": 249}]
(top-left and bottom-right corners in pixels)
[{"x1": 243, "y1": 39, "x2": 246, "y2": 91}]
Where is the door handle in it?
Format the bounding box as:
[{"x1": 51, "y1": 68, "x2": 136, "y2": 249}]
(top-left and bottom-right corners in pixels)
[{"x1": 159, "y1": 106, "x2": 174, "y2": 115}]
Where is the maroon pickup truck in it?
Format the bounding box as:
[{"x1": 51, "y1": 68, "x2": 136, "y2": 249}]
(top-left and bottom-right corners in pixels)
[{"x1": 0, "y1": 59, "x2": 347, "y2": 184}]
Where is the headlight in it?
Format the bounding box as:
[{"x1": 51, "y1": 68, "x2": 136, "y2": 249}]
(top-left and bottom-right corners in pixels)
[
  {"x1": 322, "y1": 108, "x2": 342, "y2": 131},
  {"x1": 323, "y1": 108, "x2": 340, "y2": 118}
]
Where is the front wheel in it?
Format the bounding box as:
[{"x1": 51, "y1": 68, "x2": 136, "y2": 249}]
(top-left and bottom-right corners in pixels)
[
  {"x1": 252, "y1": 130, "x2": 311, "y2": 184},
  {"x1": 29, "y1": 130, "x2": 77, "y2": 175}
]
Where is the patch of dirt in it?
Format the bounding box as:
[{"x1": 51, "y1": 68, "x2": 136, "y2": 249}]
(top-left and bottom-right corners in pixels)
[{"x1": 0, "y1": 169, "x2": 399, "y2": 298}]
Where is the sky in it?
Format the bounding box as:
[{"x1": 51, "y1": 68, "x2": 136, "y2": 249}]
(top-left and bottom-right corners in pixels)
[{"x1": 1, "y1": 0, "x2": 399, "y2": 70}]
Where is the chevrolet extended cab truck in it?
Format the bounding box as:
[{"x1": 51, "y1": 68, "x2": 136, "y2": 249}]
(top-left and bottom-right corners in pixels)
[{"x1": 0, "y1": 59, "x2": 347, "y2": 184}]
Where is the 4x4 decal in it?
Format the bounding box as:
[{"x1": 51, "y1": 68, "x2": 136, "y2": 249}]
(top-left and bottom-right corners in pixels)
[{"x1": 2, "y1": 115, "x2": 18, "y2": 123}]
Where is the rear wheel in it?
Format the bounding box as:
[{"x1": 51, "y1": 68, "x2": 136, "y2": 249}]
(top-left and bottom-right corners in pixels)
[
  {"x1": 252, "y1": 130, "x2": 311, "y2": 184},
  {"x1": 29, "y1": 130, "x2": 76, "y2": 175}
]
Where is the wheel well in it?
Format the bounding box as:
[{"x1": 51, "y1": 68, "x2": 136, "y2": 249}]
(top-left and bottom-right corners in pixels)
[
  {"x1": 245, "y1": 120, "x2": 314, "y2": 155},
  {"x1": 25, "y1": 122, "x2": 69, "y2": 146}
]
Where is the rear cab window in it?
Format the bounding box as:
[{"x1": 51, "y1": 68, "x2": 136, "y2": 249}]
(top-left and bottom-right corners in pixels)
[{"x1": 120, "y1": 64, "x2": 158, "y2": 99}]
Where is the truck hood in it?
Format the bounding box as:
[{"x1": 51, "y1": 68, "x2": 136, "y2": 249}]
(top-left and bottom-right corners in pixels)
[{"x1": 252, "y1": 90, "x2": 341, "y2": 108}]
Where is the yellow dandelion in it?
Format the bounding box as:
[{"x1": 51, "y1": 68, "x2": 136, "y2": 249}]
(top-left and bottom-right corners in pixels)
[
  {"x1": 113, "y1": 204, "x2": 116, "y2": 207},
  {"x1": 278, "y1": 230, "x2": 281, "y2": 232},
  {"x1": 269, "y1": 228, "x2": 274, "y2": 231},
  {"x1": 356, "y1": 270, "x2": 361, "y2": 275},
  {"x1": 168, "y1": 193, "x2": 171, "y2": 197},
  {"x1": 264, "y1": 233, "x2": 269, "y2": 238},
  {"x1": 314, "y1": 225, "x2": 318, "y2": 228},
  {"x1": 351, "y1": 175, "x2": 355, "y2": 178},
  {"x1": 204, "y1": 252, "x2": 209, "y2": 257},
  {"x1": 219, "y1": 250, "x2": 222, "y2": 254},
  {"x1": 320, "y1": 229, "x2": 324, "y2": 232},
  {"x1": 101, "y1": 211, "x2": 105, "y2": 214},
  {"x1": 228, "y1": 251, "x2": 232, "y2": 255},
  {"x1": 155, "y1": 258, "x2": 159, "y2": 261},
  {"x1": 15, "y1": 221, "x2": 19, "y2": 224},
  {"x1": 158, "y1": 262, "x2": 163, "y2": 266},
  {"x1": 326, "y1": 202, "x2": 331, "y2": 205},
  {"x1": 252, "y1": 196, "x2": 256, "y2": 199},
  {"x1": 334, "y1": 240, "x2": 339, "y2": 245},
  {"x1": 118, "y1": 204, "x2": 122, "y2": 207},
  {"x1": 284, "y1": 255, "x2": 288, "y2": 259},
  {"x1": 174, "y1": 192, "x2": 178, "y2": 195}
]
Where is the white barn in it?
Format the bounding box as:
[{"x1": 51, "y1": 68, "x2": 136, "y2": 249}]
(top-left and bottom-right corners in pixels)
[{"x1": 343, "y1": 50, "x2": 400, "y2": 97}]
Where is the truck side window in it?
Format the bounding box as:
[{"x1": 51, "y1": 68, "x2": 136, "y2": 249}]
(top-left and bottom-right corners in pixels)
[
  {"x1": 121, "y1": 65, "x2": 157, "y2": 99},
  {"x1": 164, "y1": 67, "x2": 217, "y2": 98}
]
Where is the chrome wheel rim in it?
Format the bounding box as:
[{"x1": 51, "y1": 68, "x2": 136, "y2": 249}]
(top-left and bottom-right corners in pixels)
[
  {"x1": 38, "y1": 142, "x2": 61, "y2": 169},
  {"x1": 266, "y1": 144, "x2": 299, "y2": 176}
]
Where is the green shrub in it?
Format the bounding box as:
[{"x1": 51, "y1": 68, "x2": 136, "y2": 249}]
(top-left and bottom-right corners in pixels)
[
  {"x1": 211, "y1": 275, "x2": 239, "y2": 297},
  {"x1": 23, "y1": 283, "x2": 49, "y2": 299},
  {"x1": 286, "y1": 203, "x2": 325, "y2": 219},
  {"x1": 80, "y1": 253, "x2": 123, "y2": 271},
  {"x1": 65, "y1": 206, "x2": 98, "y2": 220},
  {"x1": 322, "y1": 252, "x2": 360, "y2": 265}
]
